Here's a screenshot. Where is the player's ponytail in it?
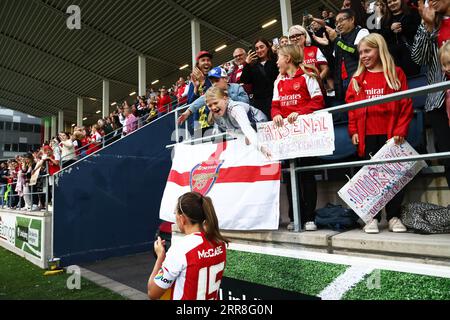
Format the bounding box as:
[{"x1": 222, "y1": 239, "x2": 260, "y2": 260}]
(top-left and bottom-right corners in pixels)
[
  {"x1": 201, "y1": 196, "x2": 229, "y2": 245},
  {"x1": 176, "y1": 192, "x2": 229, "y2": 246}
]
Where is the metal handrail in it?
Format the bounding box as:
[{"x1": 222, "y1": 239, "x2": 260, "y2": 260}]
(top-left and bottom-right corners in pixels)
[
  {"x1": 315, "y1": 81, "x2": 450, "y2": 114},
  {"x1": 286, "y1": 151, "x2": 450, "y2": 172}
]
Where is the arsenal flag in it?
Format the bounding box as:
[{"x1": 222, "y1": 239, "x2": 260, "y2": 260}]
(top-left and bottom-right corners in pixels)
[{"x1": 159, "y1": 137, "x2": 281, "y2": 230}]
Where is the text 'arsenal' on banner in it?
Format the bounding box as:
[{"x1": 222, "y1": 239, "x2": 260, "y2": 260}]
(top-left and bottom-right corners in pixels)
[{"x1": 256, "y1": 112, "x2": 335, "y2": 161}]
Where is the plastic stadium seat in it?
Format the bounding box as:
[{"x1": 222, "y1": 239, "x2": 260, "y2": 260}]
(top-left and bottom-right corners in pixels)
[{"x1": 320, "y1": 124, "x2": 356, "y2": 161}]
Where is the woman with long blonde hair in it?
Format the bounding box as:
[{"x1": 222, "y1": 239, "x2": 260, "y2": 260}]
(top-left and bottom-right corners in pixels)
[
  {"x1": 272, "y1": 44, "x2": 325, "y2": 232},
  {"x1": 346, "y1": 33, "x2": 413, "y2": 234}
]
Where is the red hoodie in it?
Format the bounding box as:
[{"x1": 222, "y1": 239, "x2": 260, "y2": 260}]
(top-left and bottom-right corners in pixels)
[
  {"x1": 271, "y1": 68, "x2": 324, "y2": 119},
  {"x1": 346, "y1": 67, "x2": 413, "y2": 157}
]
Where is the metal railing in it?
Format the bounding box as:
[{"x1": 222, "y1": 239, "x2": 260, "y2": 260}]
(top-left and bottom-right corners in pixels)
[{"x1": 166, "y1": 80, "x2": 450, "y2": 233}]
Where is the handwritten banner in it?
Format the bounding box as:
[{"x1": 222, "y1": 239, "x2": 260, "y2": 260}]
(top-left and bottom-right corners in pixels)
[
  {"x1": 256, "y1": 112, "x2": 335, "y2": 161},
  {"x1": 338, "y1": 139, "x2": 427, "y2": 223}
]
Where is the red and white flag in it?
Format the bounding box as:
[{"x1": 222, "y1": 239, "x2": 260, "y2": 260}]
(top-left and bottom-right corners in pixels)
[{"x1": 159, "y1": 138, "x2": 281, "y2": 230}]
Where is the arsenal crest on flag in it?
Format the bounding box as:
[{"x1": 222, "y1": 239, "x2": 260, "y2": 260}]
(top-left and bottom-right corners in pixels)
[{"x1": 159, "y1": 137, "x2": 281, "y2": 230}]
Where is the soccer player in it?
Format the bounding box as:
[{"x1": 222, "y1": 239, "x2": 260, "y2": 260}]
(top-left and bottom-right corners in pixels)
[{"x1": 148, "y1": 192, "x2": 228, "y2": 300}]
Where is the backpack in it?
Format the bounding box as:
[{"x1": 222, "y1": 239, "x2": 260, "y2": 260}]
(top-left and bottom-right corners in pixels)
[
  {"x1": 315, "y1": 203, "x2": 360, "y2": 231},
  {"x1": 401, "y1": 202, "x2": 450, "y2": 234}
]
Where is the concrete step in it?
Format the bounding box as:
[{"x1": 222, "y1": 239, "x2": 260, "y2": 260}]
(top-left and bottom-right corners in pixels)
[{"x1": 173, "y1": 226, "x2": 450, "y2": 266}]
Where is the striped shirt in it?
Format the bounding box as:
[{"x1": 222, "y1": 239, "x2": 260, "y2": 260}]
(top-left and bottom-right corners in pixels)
[{"x1": 411, "y1": 23, "x2": 446, "y2": 112}]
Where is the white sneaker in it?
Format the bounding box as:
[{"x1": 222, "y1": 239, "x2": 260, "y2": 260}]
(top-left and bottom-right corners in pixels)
[
  {"x1": 363, "y1": 219, "x2": 379, "y2": 234},
  {"x1": 304, "y1": 221, "x2": 318, "y2": 231},
  {"x1": 388, "y1": 217, "x2": 407, "y2": 233},
  {"x1": 31, "y1": 205, "x2": 39, "y2": 211},
  {"x1": 287, "y1": 222, "x2": 294, "y2": 231}
]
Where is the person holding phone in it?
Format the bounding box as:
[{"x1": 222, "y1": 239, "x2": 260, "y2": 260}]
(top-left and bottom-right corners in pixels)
[
  {"x1": 148, "y1": 192, "x2": 228, "y2": 300},
  {"x1": 240, "y1": 38, "x2": 279, "y2": 119}
]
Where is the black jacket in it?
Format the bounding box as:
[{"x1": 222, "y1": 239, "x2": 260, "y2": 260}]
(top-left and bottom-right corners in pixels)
[{"x1": 240, "y1": 59, "x2": 279, "y2": 100}]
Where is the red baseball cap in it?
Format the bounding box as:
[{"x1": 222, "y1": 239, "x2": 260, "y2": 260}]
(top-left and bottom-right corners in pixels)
[{"x1": 196, "y1": 51, "x2": 213, "y2": 62}]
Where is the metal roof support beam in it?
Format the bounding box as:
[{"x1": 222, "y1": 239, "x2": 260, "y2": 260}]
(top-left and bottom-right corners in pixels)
[
  {"x1": 138, "y1": 56, "x2": 146, "y2": 97},
  {"x1": 0, "y1": 31, "x2": 136, "y2": 88},
  {"x1": 58, "y1": 110, "x2": 64, "y2": 133},
  {"x1": 163, "y1": 0, "x2": 252, "y2": 48},
  {"x1": 191, "y1": 19, "x2": 201, "y2": 69},
  {"x1": 103, "y1": 80, "x2": 110, "y2": 119},
  {"x1": 31, "y1": 0, "x2": 180, "y2": 69},
  {"x1": 43, "y1": 118, "x2": 50, "y2": 143},
  {"x1": 77, "y1": 97, "x2": 84, "y2": 127},
  {"x1": 0, "y1": 64, "x2": 95, "y2": 99},
  {"x1": 280, "y1": 0, "x2": 293, "y2": 36}
]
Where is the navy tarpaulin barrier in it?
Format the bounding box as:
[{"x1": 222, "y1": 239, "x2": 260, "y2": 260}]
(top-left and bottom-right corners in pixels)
[{"x1": 54, "y1": 115, "x2": 175, "y2": 266}]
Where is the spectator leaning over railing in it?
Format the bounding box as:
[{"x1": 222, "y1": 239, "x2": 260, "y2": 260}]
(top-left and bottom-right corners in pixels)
[
  {"x1": 346, "y1": 33, "x2": 413, "y2": 234},
  {"x1": 177, "y1": 67, "x2": 249, "y2": 125},
  {"x1": 272, "y1": 44, "x2": 325, "y2": 232},
  {"x1": 411, "y1": 0, "x2": 450, "y2": 188},
  {"x1": 204, "y1": 87, "x2": 270, "y2": 159},
  {"x1": 240, "y1": 38, "x2": 279, "y2": 120}
]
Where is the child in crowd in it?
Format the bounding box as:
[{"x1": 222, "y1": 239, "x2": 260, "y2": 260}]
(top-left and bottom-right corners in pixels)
[
  {"x1": 346, "y1": 33, "x2": 413, "y2": 234},
  {"x1": 272, "y1": 44, "x2": 325, "y2": 232}
]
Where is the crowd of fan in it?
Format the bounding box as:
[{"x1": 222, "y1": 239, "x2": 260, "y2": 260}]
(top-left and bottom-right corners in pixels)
[{"x1": 1, "y1": 0, "x2": 449, "y2": 229}]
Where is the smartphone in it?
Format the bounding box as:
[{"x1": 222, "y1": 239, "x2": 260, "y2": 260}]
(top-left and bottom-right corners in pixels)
[
  {"x1": 424, "y1": 0, "x2": 429, "y2": 8},
  {"x1": 272, "y1": 38, "x2": 279, "y2": 46}
]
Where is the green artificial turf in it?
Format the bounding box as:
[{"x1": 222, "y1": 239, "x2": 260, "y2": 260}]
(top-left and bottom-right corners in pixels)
[
  {"x1": 224, "y1": 250, "x2": 348, "y2": 296},
  {"x1": 343, "y1": 270, "x2": 450, "y2": 300},
  {"x1": 0, "y1": 247, "x2": 126, "y2": 300}
]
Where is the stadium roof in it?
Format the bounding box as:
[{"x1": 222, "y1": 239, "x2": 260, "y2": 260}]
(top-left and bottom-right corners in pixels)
[{"x1": 0, "y1": 0, "x2": 341, "y2": 124}]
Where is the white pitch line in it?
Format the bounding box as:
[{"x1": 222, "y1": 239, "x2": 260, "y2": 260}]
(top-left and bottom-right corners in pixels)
[
  {"x1": 229, "y1": 242, "x2": 450, "y2": 279},
  {"x1": 318, "y1": 266, "x2": 375, "y2": 300}
]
